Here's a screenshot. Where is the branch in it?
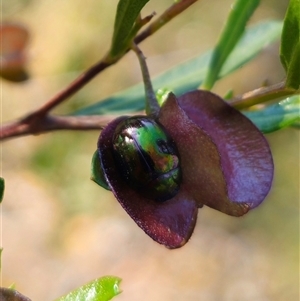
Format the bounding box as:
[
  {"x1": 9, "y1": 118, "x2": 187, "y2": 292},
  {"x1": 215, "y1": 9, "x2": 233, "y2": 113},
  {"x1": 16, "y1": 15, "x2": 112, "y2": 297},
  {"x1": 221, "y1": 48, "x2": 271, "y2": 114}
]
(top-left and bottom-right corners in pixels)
[
  {"x1": 229, "y1": 82, "x2": 297, "y2": 109},
  {"x1": 0, "y1": 114, "x2": 130, "y2": 141},
  {"x1": 36, "y1": 0, "x2": 200, "y2": 115},
  {"x1": 2, "y1": 81, "x2": 295, "y2": 141},
  {"x1": 135, "y1": 0, "x2": 199, "y2": 44},
  {"x1": 1, "y1": 0, "x2": 199, "y2": 141}
]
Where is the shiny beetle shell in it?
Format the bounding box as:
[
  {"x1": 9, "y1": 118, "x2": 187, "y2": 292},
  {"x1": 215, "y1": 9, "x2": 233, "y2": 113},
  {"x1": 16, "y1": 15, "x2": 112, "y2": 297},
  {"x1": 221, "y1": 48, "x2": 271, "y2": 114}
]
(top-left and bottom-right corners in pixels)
[{"x1": 112, "y1": 116, "x2": 181, "y2": 202}]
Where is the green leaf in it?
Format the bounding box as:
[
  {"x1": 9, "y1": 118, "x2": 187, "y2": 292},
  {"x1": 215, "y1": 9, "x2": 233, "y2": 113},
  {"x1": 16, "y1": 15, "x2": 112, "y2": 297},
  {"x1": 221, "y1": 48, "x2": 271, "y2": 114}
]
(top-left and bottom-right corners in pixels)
[
  {"x1": 91, "y1": 150, "x2": 111, "y2": 191},
  {"x1": 0, "y1": 177, "x2": 4, "y2": 203},
  {"x1": 201, "y1": 0, "x2": 260, "y2": 90},
  {"x1": 280, "y1": 0, "x2": 300, "y2": 90},
  {"x1": 74, "y1": 21, "x2": 282, "y2": 116},
  {"x1": 56, "y1": 276, "x2": 122, "y2": 301},
  {"x1": 243, "y1": 94, "x2": 300, "y2": 133},
  {"x1": 110, "y1": 0, "x2": 149, "y2": 57}
]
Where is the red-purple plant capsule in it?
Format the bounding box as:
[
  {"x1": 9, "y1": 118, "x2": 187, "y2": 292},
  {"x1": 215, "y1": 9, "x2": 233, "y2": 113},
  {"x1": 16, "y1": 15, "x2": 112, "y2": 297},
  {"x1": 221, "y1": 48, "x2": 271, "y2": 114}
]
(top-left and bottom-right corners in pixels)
[{"x1": 112, "y1": 116, "x2": 181, "y2": 202}]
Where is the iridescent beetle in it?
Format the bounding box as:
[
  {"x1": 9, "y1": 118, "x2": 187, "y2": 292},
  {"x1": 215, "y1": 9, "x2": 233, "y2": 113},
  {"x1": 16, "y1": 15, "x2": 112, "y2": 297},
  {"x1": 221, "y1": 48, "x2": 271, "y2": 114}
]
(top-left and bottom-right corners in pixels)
[{"x1": 111, "y1": 116, "x2": 181, "y2": 202}]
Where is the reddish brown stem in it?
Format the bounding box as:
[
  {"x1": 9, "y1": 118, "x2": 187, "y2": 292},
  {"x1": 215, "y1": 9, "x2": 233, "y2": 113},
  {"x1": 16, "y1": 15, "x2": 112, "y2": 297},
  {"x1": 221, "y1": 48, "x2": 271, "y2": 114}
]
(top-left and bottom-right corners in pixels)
[
  {"x1": 1, "y1": 0, "x2": 200, "y2": 141},
  {"x1": 0, "y1": 114, "x2": 121, "y2": 141},
  {"x1": 135, "y1": 0, "x2": 199, "y2": 43},
  {"x1": 34, "y1": 0, "x2": 200, "y2": 116}
]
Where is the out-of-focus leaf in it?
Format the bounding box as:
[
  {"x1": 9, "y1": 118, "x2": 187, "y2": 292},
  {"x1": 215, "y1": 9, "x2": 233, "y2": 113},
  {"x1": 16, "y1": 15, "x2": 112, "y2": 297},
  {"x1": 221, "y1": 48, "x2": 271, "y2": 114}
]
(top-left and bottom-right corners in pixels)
[
  {"x1": 0, "y1": 287, "x2": 32, "y2": 301},
  {"x1": 0, "y1": 23, "x2": 29, "y2": 82},
  {"x1": 0, "y1": 177, "x2": 4, "y2": 203},
  {"x1": 202, "y1": 0, "x2": 260, "y2": 90},
  {"x1": 55, "y1": 276, "x2": 121, "y2": 301},
  {"x1": 110, "y1": 0, "x2": 149, "y2": 57},
  {"x1": 243, "y1": 95, "x2": 300, "y2": 133},
  {"x1": 280, "y1": 0, "x2": 300, "y2": 90},
  {"x1": 74, "y1": 21, "x2": 282, "y2": 116}
]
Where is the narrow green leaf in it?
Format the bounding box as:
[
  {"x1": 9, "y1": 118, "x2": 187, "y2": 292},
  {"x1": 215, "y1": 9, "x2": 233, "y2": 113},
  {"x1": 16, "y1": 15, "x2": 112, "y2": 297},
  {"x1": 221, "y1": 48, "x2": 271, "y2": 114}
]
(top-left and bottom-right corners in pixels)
[
  {"x1": 110, "y1": 0, "x2": 149, "y2": 57},
  {"x1": 243, "y1": 95, "x2": 300, "y2": 133},
  {"x1": 280, "y1": 0, "x2": 299, "y2": 70},
  {"x1": 201, "y1": 0, "x2": 260, "y2": 90},
  {"x1": 56, "y1": 276, "x2": 122, "y2": 301},
  {"x1": 285, "y1": 45, "x2": 300, "y2": 90},
  {"x1": 280, "y1": 0, "x2": 300, "y2": 90},
  {"x1": 73, "y1": 21, "x2": 282, "y2": 116},
  {"x1": 220, "y1": 21, "x2": 282, "y2": 77},
  {"x1": 0, "y1": 177, "x2": 4, "y2": 203}
]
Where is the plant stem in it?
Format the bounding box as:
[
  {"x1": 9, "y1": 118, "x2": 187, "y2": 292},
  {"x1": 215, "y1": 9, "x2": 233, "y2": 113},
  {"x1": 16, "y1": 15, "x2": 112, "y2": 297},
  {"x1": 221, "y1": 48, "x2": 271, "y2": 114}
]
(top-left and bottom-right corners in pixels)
[
  {"x1": 1, "y1": 0, "x2": 199, "y2": 141},
  {"x1": 131, "y1": 43, "x2": 160, "y2": 117},
  {"x1": 25, "y1": 0, "x2": 200, "y2": 118},
  {"x1": 135, "y1": 0, "x2": 199, "y2": 44},
  {"x1": 229, "y1": 82, "x2": 297, "y2": 109},
  {"x1": 0, "y1": 114, "x2": 124, "y2": 141},
  {"x1": 1, "y1": 81, "x2": 297, "y2": 140}
]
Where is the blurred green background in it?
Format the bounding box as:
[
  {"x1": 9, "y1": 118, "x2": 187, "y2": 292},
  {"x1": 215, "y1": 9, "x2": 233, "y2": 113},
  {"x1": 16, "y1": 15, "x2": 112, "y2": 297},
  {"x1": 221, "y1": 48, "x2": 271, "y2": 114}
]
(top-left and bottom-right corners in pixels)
[{"x1": 1, "y1": 0, "x2": 299, "y2": 300}]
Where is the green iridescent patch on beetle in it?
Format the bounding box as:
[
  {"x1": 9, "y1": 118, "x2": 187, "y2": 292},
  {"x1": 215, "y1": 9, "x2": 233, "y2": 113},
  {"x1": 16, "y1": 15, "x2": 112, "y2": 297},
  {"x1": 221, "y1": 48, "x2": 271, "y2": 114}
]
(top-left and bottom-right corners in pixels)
[
  {"x1": 112, "y1": 116, "x2": 181, "y2": 202},
  {"x1": 118, "y1": 118, "x2": 178, "y2": 173}
]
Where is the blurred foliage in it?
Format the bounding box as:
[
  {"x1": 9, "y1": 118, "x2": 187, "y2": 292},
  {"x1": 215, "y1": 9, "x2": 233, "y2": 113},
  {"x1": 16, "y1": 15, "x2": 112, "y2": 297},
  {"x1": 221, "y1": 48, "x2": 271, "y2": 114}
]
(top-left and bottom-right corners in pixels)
[
  {"x1": 2, "y1": 0, "x2": 299, "y2": 300},
  {"x1": 29, "y1": 132, "x2": 107, "y2": 218},
  {"x1": 56, "y1": 276, "x2": 121, "y2": 301},
  {"x1": 201, "y1": 0, "x2": 260, "y2": 90},
  {"x1": 73, "y1": 21, "x2": 282, "y2": 115}
]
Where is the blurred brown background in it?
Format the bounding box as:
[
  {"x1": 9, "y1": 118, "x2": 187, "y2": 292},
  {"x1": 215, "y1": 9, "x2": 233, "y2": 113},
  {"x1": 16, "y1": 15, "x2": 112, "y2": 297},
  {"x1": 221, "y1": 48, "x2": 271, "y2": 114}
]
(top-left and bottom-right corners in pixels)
[{"x1": 1, "y1": 0, "x2": 299, "y2": 300}]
